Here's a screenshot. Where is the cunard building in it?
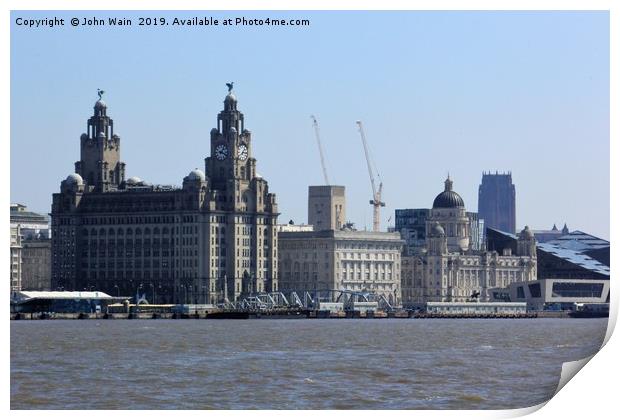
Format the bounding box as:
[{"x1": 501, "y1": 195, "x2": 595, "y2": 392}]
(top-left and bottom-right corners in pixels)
[{"x1": 51, "y1": 87, "x2": 279, "y2": 303}]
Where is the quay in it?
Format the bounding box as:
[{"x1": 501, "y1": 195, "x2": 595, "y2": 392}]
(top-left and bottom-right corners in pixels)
[{"x1": 11, "y1": 309, "x2": 542, "y2": 320}]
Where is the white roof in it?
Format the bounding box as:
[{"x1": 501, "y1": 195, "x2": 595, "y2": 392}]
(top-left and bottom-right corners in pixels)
[{"x1": 13, "y1": 291, "x2": 114, "y2": 302}]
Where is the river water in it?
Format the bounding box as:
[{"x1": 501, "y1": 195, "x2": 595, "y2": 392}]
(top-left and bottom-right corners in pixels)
[{"x1": 10, "y1": 318, "x2": 607, "y2": 410}]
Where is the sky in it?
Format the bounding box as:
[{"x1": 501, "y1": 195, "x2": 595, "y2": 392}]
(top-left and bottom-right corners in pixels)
[{"x1": 10, "y1": 11, "x2": 610, "y2": 239}]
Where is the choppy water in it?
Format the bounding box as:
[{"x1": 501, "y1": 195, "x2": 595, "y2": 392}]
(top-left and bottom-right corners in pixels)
[{"x1": 11, "y1": 318, "x2": 607, "y2": 410}]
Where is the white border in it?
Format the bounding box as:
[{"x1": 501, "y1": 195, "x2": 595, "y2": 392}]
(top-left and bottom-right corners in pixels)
[{"x1": 2, "y1": 1, "x2": 616, "y2": 419}]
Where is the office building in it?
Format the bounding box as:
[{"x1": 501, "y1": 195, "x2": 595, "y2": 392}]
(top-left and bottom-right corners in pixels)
[
  {"x1": 51, "y1": 87, "x2": 279, "y2": 303},
  {"x1": 278, "y1": 229, "x2": 404, "y2": 306}
]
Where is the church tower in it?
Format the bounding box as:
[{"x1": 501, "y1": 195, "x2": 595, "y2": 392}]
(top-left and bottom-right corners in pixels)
[{"x1": 74, "y1": 93, "x2": 126, "y2": 192}]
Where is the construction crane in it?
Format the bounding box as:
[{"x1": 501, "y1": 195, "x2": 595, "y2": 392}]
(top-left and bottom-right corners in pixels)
[
  {"x1": 310, "y1": 115, "x2": 330, "y2": 185},
  {"x1": 356, "y1": 120, "x2": 385, "y2": 232}
]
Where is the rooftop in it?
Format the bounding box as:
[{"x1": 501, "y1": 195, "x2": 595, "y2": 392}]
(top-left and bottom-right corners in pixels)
[
  {"x1": 537, "y1": 242, "x2": 610, "y2": 277},
  {"x1": 11, "y1": 290, "x2": 119, "y2": 303},
  {"x1": 547, "y1": 230, "x2": 609, "y2": 251}
]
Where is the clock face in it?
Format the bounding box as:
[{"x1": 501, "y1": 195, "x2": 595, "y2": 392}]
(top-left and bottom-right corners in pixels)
[
  {"x1": 237, "y1": 144, "x2": 248, "y2": 161},
  {"x1": 215, "y1": 144, "x2": 228, "y2": 161}
]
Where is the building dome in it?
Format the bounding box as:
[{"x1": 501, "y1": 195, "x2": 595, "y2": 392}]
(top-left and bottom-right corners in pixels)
[
  {"x1": 126, "y1": 176, "x2": 142, "y2": 185},
  {"x1": 224, "y1": 92, "x2": 237, "y2": 104},
  {"x1": 187, "y1": 169, "x2": 205, "y2": 181},
  {"x1": 430, "y1": 222, "x2": 445, "y2": 237},
  {"x1": 95, "y1": 100, "x2": 107, "y2": 109},
  {"x1": 65, "y1": 173, "x2": 84, "y2": 185},
  {"x1": 432, "y1": 176, "x2": 465, "y2": 208},
  {"x1": 520, "y1": 225, "x2": 534, "y2": 240}
]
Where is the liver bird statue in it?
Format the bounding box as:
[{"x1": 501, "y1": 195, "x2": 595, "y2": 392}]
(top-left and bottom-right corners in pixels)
[
  {"x1": 226, "y1": 82, "x2": 234, "y2": 92},
  {"x1": 97, "y1": 89, "x2": 105, "y2": 100}
]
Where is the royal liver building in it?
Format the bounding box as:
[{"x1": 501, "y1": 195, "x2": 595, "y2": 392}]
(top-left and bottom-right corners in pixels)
[{"x1": 51, "y1": 87, "x2": 279, "y2": 303}]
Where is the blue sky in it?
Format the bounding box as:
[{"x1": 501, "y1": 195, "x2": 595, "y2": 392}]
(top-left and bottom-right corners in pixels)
[{"x1": 10, "y1": 11, "x2": 609, "y2": 239}]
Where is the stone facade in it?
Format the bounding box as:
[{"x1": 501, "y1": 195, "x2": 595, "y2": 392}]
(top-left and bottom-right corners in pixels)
[
  {"x1": 51, "y1": 89, "x2": 279, "y2": 303},
  {"x1": 278, "y1": 230, "x2": 404, "y2": 305},
  {"x1": 401, "y1": 177, "x2": 536, "y2": 308},
  {"x1": 11, "y1": 204, "x2": 52, "y2": 291},
  {"x1": 21, "y1": 240, "x2": 52, "y2": 291},
  {"x1": 308, "y1": 185, "x2": 346, "y2": 231}
]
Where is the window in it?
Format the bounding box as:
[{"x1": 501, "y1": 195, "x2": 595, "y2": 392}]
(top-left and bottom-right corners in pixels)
[
  {"x1": 551, "y1": 282, "x2": 604, "y2": 298},
  {"x1": 528, "y1": 283, "x2": 542, "y2": 298}
]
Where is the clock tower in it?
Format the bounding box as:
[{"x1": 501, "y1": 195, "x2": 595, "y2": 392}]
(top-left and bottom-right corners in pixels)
[
  {"x1": 204, "y1": 86, "x2": 279, "y2": 299},
  {"x1": 206, "y1": 89, "x2": 257, "y2": 190}
]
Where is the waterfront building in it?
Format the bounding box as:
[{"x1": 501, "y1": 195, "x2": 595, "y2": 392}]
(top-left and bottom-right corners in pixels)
[
  {"x1": 21, "y1": 240, "x2": 52, "y2": 291},
  {"x1": 10, "y1": 203, "x2": 50, "y2": 240},
  {"x1": 308, "y1": 185, "x2": 346, "y2": 231},
  {"x1": 491, "y1": 278, "x2": 610, "y2": 311},
  {"x1": 583, "y1": 247, "x2": 610, "y2": 267},
  {"x1": 276, "y1": 222, "x2": 314, "y2": 233},
  {"x1": 51, "y1": 88, "x2": 279, "y2": 303},
  {"x1": 466, "y1": 212, "x2": 485, "y2": 251},
  {"x1": 544, "y1": 229, "x2": 609, "y2": 267},
  {"x1": 531, "y1": 224, "x2": 568, "y2": 243},
  {"x1": 10, "y1": 225, "x2": 22, "y2": 292},
  {"x1": 425, "y1": 301, "x2": 527, "y2": 316},
  {"x1": 536, "y1": 243, "x2": 609, "y2": 280},
  {"x1": 11, "y1": 205, "x2": 53, "y2": 291},
  {"x1": 401, "y1": 177, "x2": 537, "y2": 308},
  {"x1": 547, "y1": 230, "x2": 609, "y2": 251},
  {"x1": 10, "y1": 290, "x2": 123, "y2": 314},
  {"x1": 395, "y1": 207, "x2": 484, "y2": 255},
  {"x1": 278, "y1": 229, "x2": 404, "y2": 306},
  {"x1": 477, "y1": 171, "x2": 516, "y2": 234},
  {"x1": 487, "y1": 227, "x2": 609, "y2": 280},
  {"x1": 395, "y1": 208, "x2": 429, "y2": 255}
]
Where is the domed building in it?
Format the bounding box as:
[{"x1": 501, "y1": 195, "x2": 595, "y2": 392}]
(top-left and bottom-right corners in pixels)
[
  {"x1": 51, "y1": 87, "x2": 279, "y2": 304},
  {"x1": 400, "y1": 176, "x2": 537, "y2": 308},
  {"x1": 428, "y1": 176, "x2": 470, "y2": 252}
]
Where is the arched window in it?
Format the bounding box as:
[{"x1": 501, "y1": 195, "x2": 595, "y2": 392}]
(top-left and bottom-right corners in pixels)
[
  {"x1": 144, "y1": 228, "x2": 151, "y2": 235},
  {"x1": 99, "y1": 228, "x2": 105, "y2": 236},
  {"x1": 126, "y1": 228, "x2": 133, "y2": 235},
  {"x1": 135, "y1": 228, "x2": 142, "y2": 235},
  {"x1": 109, "y1": 228, "x2": 115, "y2": 235},
  {"x1": 154, "y1": 227, "x2": 160, "y2": 235}
]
